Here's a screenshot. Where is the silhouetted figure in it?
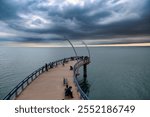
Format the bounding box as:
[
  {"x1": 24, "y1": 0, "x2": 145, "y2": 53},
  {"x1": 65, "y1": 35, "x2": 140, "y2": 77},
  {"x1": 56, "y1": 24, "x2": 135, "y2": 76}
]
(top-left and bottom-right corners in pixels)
[
  {"x1": 63, "y1": 59, "x2": 66, "y2": 63},
  {"x1": 65, "y1": 86, "x2": 73, "y2": 98},
  {"x1": 70, "y1": 66, "x2": 73, "y2": 70},
  {"x1": 65, "y1": 84, "x2": 68, "y2": 92},
  {"x1": 45, "y1": 63, "x2": 48, "y2": 71},
  {"x1": 63, "y1": 78, "x2": 68, "y2": 85},
  {"x1": 84, "y1": 56, "x2": 88, "y2": 62},
  {"x1": 71, "y1": 57, "x2": 74, "y2": 60},
  {"x1": 51, "y1": 62, "x2": 54, "y2": 68},
  {"x1": 62, "y1": 61, "x2": 65, "y2": 66}
]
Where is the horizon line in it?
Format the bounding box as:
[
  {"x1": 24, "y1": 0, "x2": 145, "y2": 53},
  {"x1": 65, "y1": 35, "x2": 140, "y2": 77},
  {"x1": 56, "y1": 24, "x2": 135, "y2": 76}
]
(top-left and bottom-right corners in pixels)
[{"x1": 0, "y1": 42, "x2": 150, "y2": 47}]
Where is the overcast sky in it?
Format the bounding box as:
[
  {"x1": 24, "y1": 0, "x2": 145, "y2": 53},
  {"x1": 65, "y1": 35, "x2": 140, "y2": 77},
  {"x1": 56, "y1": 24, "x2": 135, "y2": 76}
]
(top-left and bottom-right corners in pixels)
[{"x1": 0, "y1": 0, "x2": 150, "y2": 46}]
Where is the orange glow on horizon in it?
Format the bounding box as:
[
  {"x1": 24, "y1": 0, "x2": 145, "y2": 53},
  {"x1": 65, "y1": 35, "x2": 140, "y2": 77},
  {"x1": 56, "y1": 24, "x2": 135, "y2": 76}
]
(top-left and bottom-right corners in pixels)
[{"x1": 1, "y1": 42, "x2": 150, "y2": 47}]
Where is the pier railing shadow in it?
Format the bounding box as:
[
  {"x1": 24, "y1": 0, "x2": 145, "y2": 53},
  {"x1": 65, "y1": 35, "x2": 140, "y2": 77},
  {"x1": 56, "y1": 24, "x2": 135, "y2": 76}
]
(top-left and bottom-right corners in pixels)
[{"x1": 3, "y1": 56, "x2": 90, "y2": 100}]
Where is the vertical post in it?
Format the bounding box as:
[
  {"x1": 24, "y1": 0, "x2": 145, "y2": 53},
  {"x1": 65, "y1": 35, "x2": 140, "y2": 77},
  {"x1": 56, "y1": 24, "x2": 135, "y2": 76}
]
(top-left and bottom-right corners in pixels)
[
  {"x1": 83, "y1": 64, "x2": 87, "y2": 79},
  {"x1": 21, "y1": 84, "x2": 24, "y2": 91}
]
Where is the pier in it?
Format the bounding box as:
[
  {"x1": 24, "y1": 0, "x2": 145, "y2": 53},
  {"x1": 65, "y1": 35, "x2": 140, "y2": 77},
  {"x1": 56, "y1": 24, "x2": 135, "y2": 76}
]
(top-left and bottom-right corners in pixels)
[{"x1": 3, "y1": 56, "x2": 90, "y2": 100}]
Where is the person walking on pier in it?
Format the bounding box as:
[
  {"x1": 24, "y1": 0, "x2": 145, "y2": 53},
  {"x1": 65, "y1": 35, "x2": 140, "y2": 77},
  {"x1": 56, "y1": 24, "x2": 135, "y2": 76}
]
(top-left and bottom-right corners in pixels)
[
  {"x1": 63, "y1": 78, "x2": 68, "y2": 86},
  {"x1": 45, "y1": 63, "x2": 48, "y2": 71},
  {"x1": 65, "y1": 86, "x2": 73, "y2": 98},
  {"x1": 70, "y1": 66, "x2": 73, "y2": 70},
  {"x1": 65, "y1": 84, "x2": 69, "y2": 92}
]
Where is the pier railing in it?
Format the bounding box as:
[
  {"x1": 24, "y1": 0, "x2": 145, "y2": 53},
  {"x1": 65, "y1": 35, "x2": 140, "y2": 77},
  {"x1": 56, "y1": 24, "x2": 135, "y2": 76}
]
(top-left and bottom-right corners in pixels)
[
  {"x1": 3, "y1": 56, "x2": 90, "y2": 100},
  {"x1": 73, "y1": 56, "x2": 90, "y2": 100}
]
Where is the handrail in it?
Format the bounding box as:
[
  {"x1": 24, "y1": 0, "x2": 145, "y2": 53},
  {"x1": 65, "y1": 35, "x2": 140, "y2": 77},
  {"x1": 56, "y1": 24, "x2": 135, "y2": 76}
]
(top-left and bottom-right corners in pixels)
[
  {"x1": 3, "y1": 56, "x2": 90, "y2": 100},
  {"x1": 73, "y1": 56, "x2": 90, "y2": 100}
]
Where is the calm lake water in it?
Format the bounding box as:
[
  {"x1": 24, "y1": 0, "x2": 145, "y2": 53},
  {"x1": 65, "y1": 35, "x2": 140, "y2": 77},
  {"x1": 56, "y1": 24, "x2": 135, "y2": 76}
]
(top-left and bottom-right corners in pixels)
[{"x1": 0, "y1": 47, "x2": 150, "y2": 99}]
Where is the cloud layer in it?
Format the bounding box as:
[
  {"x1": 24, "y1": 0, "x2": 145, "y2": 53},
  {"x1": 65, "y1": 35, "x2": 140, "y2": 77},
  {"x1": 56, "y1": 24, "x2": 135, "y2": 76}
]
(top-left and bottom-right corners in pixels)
[{"x1": 0, "y1": 0, "x2": 150, "y2": 44}]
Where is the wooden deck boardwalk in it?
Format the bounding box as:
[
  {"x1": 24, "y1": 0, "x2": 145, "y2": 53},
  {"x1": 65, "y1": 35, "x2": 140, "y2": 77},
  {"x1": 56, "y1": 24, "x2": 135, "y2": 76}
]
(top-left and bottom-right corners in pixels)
[{"x1": 16, "y1": 61, "x2": 80, "y2": 100}]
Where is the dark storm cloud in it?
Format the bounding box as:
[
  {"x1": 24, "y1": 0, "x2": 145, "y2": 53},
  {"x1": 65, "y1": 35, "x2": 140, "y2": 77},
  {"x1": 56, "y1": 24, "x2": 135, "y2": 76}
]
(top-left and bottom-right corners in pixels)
[
  {"x1": 0, "y1": 0, "x2": 18, "y2": 20},
  {"x1": 0, "y1": 0, "x2": 150, "y2": 43}
]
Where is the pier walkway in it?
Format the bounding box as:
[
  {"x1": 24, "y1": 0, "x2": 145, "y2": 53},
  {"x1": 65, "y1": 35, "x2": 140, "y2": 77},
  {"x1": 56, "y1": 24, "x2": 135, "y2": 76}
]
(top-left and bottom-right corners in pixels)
[
  {"x1": 3, "y1": 56, "x2": 90, "y2": 100},
  {"x1": 16, "y1": 61, "x2": 79, "y2": 100}
]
